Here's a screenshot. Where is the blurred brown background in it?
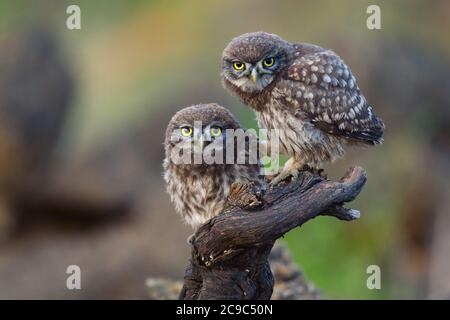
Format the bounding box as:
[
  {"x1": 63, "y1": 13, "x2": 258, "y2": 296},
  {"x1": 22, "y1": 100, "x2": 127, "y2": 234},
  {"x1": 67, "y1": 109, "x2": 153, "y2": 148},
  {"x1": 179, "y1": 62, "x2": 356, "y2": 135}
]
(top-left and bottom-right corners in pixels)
[{"x1": 0, "y1": 0, "x2": 449, "y2": 299}]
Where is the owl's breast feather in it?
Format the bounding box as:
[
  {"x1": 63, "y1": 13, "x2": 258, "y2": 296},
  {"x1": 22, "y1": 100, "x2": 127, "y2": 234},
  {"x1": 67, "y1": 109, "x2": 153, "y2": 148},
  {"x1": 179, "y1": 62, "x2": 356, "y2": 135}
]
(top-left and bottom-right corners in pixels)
[{"x1": 256, "y1": 103, "x2": 344, "y2": 163}]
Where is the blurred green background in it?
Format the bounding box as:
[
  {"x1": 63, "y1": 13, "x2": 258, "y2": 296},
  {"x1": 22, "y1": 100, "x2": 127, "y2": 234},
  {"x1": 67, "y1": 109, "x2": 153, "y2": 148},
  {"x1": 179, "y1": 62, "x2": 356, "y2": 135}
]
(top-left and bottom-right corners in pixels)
[{"x1": 0, "y1": 0, "x2": 449, "y2": 299}]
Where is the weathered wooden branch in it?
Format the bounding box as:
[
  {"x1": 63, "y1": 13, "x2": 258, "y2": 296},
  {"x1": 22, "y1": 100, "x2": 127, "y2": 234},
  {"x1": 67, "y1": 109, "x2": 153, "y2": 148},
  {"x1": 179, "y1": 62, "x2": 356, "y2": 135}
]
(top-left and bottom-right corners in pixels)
[
  {"x1": 179, "y1": 166, "x2": 367, "y2": 300},
  {"x1": 147, "y1": 242, "x2": 321, "y2": 300}
]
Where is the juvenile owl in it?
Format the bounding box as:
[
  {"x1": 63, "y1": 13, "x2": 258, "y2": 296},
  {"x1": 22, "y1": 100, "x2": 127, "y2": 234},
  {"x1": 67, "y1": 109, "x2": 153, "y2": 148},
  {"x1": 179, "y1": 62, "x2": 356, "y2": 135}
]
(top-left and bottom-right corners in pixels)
[
  {"x1": 163, "y1": 103, "x2": 261, "y2": 229},
  {"x1": 221, "y1": 32, "x2": 384, "y2": 184}
]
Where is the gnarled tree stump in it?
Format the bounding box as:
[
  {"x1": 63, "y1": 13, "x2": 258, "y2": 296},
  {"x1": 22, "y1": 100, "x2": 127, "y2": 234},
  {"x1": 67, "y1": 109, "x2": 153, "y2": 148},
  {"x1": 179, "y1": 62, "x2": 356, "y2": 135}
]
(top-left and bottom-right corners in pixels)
[{"x1": 179, "y1": 166, "x2": 367, "y2": 300}]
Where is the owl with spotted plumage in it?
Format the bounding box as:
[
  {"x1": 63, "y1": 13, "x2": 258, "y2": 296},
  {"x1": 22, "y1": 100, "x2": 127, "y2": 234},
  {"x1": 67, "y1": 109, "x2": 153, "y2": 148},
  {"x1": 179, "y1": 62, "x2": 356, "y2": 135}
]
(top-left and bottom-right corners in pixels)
[
  {"x1": 221, "y1": 32, "x2": 385, "y2": 184},
  {"x1": 163, "y1": 103, "x2": 262, "y2": 230}
]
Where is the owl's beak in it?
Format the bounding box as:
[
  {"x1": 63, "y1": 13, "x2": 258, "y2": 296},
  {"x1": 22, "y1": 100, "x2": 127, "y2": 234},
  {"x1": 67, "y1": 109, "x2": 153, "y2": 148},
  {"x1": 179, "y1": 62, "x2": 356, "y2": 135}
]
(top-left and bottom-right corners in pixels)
[
  {"x1": 251, "y1": 68, "x2": 259, "y2": 83},
  {"x1": 195, "y1": 138, "x2": 205, "y2": 151}
]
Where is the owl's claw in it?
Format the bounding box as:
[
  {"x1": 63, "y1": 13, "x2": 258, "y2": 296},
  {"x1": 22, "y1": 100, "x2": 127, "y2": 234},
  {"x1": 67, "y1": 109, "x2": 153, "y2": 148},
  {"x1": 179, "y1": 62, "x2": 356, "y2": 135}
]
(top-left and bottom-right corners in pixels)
[
  {"x1": 270, "y1": 157, "x2": 303, "y2": 186},
  {"x1": 270, "y1": 167, "x2": 299, "y2": 186},
  {"x1": 186, "y1": 233, "x2": 195, "y2": 245}
]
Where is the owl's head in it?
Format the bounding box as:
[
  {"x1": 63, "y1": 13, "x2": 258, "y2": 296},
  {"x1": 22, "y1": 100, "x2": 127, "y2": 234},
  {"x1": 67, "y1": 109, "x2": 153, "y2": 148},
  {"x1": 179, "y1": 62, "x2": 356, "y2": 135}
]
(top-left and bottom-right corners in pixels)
[
  {"x1": 221, "y1": 32, "x2": 293, "y2": 94},
  {"x1": 164, "y1": 103, "x2": 241, "y2": 168}
]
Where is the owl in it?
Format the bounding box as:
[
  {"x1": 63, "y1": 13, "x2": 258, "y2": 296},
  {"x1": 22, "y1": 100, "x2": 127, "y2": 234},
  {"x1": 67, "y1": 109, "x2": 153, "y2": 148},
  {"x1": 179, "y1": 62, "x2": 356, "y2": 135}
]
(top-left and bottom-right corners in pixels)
[
  {"x1": 163, "y1": 103, "x2": 262, "y2": 229},
  {"x1": 221, "y1": 32, "x2": 384, "y2": 184}
]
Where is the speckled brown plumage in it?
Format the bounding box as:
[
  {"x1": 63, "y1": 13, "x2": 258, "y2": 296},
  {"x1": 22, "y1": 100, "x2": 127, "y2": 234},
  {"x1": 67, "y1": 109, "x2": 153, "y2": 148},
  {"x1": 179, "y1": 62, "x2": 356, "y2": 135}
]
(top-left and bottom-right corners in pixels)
[
  {"x1": 221, "y1": 32, "x2": 384, "y2": 179},
  {"x1": 163, "y1": 104, "x2": 262, "y2": 229}
]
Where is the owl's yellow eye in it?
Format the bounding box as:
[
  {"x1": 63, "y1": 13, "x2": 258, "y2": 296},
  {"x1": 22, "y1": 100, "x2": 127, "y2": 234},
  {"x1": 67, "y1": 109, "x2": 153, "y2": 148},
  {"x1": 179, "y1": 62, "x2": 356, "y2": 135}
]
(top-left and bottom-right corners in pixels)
[
  {"x1": 210, "y1": 126, "x2": 222, "y2": 137},
  {"x1": 181, "y1": 127, "x2": 193, "y2": 137},
  {"x1": 232, "y1": 61, "x2": 245, "y2": 71},
  {"x1": 263, "y1": 57, "x2": 275, "y2": 67}
]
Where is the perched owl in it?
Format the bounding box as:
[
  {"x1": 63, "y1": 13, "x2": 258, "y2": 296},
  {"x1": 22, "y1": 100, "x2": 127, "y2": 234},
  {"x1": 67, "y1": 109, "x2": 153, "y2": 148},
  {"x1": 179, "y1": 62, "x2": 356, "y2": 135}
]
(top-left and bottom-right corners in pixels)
[
  {"x1": 221, "y1": 32, "x2": 384, "y2": 184},
  {"x1": 163, "y1": 103, "x2": 262, "y2": 229}
]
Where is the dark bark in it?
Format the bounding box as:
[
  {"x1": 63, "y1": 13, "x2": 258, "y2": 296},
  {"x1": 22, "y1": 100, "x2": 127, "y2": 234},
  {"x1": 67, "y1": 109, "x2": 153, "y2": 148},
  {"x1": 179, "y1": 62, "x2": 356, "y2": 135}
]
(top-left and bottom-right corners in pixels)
[{"x1": 180, "y1": 166, "x2": 367, "y2": 300}]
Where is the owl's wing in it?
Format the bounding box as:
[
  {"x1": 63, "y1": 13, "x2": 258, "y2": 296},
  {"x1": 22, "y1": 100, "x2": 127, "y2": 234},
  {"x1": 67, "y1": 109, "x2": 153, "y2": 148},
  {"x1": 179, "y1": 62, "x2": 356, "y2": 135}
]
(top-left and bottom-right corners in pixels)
[{"x1": 276, "y1": 46, "x2": 384, "y2": 144}]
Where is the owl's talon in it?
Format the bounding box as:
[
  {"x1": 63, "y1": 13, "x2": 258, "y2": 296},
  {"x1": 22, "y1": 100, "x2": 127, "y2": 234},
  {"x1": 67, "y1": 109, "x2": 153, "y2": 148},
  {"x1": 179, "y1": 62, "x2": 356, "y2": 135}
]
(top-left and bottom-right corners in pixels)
[{"x1": 221, "y1": 32, "x2": 384, "y2": 192}]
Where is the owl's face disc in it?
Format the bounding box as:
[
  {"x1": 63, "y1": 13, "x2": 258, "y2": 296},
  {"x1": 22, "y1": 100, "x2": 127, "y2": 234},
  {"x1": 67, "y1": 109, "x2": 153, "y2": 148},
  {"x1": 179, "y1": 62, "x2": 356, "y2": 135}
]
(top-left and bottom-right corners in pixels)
[
  {"x1": 221, "y1": 32, "x2": 292, "y2": 93},
  {"x1": 164, "y1": 104, "x2": 241, "y2": 169}
]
